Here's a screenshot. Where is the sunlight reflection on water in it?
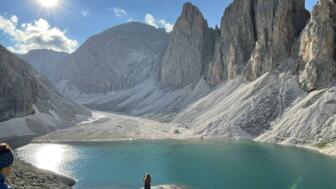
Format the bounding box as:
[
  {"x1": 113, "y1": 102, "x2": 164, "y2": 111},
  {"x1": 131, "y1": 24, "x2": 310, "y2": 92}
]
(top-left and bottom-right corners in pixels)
[{"x1": 16, "y1": 143, "x2": 79, "y2": 177}]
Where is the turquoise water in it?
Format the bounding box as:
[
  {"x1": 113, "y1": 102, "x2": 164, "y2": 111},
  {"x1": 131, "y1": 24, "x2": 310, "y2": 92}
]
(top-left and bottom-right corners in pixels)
[{"x1": 16, "y1": 140, "x2": 336, "y2": 189}]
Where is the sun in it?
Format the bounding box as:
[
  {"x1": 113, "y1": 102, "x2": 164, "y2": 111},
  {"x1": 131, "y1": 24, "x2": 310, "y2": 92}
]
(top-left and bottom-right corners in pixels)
[{"x1": 37, "y1": 0, "x2": 59, "y2": 8}]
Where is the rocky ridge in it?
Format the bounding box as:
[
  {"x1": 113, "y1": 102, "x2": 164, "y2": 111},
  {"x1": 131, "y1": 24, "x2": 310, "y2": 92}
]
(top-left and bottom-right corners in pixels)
[{"x1": 51, "y1": 22, "x2": 168, "y2": 94}]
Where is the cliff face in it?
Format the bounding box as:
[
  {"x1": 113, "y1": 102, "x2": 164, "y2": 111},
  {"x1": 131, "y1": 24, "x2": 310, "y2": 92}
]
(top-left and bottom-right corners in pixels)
[
  {"x1": 173, "y1": 0, "x2": 336, "y2": 150},
  {"x1": 208, "y1": 0, "x2": 310, "y2": 84},
  {"x1": 298, "y1": 0, "x2": 336, "y2": 91},
  {"x1": 208, "y1": 0, "x2": 257, "y2": 85},
  {"x1": 160, "y1": 3, "x2": 215, "y2": 88}
]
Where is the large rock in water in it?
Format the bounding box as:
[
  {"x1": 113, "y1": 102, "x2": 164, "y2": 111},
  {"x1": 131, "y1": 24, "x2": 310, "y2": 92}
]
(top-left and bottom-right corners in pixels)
[
  {"x1": 160, "y1": 3, "x2": 215, "y2": 88},
  {"x1": 0, "y1": 45, "x2": 90, "y2": 139},
  {"x1": 46, "y1": 22, "x2": 168, "y2": 94},
  {"x1": 208, "y1": 0, "x2": 310, "y2": 84},
  {"x1": 298, "y1": 0, "x2": 336, "y2": 91}
]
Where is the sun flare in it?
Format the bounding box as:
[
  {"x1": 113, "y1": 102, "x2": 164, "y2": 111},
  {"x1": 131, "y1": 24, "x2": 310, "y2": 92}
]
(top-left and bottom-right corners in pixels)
[{"x1": 37, "y1": 0, "x2": 59, "y2": 8}]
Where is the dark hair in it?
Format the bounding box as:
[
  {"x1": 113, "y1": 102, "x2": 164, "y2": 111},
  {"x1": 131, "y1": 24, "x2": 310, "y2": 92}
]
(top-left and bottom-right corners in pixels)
[
  {"x1": 0, "y1": 143, "x2": 14, "y2": 169},
  {"x1": 0, "y1": 143, "x2": 12, "y2": 155},
  {"x1": 144, "y1": 174, "x2": 151, "y2": 180}
]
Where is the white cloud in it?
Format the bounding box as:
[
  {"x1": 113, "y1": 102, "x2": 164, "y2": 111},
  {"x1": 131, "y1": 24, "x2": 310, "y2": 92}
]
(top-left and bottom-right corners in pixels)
[
  {"x1": 0, "y1": 14, "x2": 78, "y2": 54},
  {"x1": 111, "y1": 7, "x2": 127, "y2": 17},
  {"x1": 159, "y1": 19, "x2": 174, "y2": 33},
  {"x1": 145, "y1": 14, "x2": 157, "y2": 27},
  {"x1": 144, "y1": 13, "x2": 174, "y2": 33},
  {"x1": 127, "y1": 17, "x2": 135, "y2": 22},
  {"x1": 81, "y1": 9, "x2": 89, "y2": 18}
]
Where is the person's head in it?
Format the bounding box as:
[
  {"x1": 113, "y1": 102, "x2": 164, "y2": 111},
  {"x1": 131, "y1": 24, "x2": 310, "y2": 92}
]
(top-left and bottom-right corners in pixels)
[
  {"x1": 0, "y1": 143, "x2": 14, "y2": 177},
  {"x1": 144, "y1": 173, "x2": 151, "y2": 181}
]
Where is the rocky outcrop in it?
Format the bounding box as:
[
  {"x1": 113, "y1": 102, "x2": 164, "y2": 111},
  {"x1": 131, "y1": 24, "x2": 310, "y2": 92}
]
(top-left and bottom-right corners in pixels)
[
  {"x1": 160, "y1": 3, "x2": 215, "y2": 88},
  {"x1": 0, "y1": 45, "x2": 90, "y2": 139},
  {"x1": 298, "y1": 0, "x2": 336, "y2": 91},
  {"x1": 208, "y1": 0, "x2": 309, "y2": 84}
]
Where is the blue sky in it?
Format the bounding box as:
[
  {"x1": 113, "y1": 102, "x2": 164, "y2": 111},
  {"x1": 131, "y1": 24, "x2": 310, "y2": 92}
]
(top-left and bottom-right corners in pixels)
[{"x1": 0, "y1": 0, "x2": 318, "y2": 54}]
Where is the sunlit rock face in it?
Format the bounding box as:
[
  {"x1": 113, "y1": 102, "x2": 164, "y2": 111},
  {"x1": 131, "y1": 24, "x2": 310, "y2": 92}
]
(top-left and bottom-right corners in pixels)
[
  {"x1": 208, "y1": 0, "x2": 310, "y2": 85},
  {"x1": 160, "y1": 3, "x2": 216, "y2": 89},
  {"x1": 298, "y1": 0, "x2": 336, "y2": 91}
]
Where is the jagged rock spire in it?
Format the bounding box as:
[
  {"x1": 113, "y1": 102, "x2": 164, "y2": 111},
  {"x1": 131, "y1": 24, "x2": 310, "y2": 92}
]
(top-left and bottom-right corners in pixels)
[{"x1": 160, "y1": 2, "x2": 215, "y2": 88}]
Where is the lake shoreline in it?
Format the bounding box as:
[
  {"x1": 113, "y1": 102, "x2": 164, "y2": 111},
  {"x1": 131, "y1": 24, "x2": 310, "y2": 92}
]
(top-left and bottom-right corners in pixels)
[
  {"x1": 7, "y1": 108, "x2": 336, "y2": 189},
  {"x1": 32, "y1": 136, "x2": 336, "y2": 159},
  {"x1": 1, "y1": 137, "x2": 77, "y2": 189},
  {"x1": 17, "y1": 139, "x2": 336, "y2": 189},
  {"x1": 32, "y1": 111, "x2": 336, "y2": 159},
  {"x1": 8, "y1": 159, "x2": 76, "y2": 189}
]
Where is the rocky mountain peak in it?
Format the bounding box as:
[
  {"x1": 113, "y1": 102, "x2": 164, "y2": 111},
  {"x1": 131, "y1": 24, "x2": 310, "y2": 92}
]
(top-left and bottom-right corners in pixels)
[
  {"x1": 24, "y1": 22, "x2": 169, "y2": 94},
  {"x1": 180, "y1": 2, "x2": 204, "y2": 22},
  {"x1": 160, "y1": 2, "x2": 215, "y2": 89},
  {"x1": 312, "y1": 0, "x2": 336, "y2": 22}
]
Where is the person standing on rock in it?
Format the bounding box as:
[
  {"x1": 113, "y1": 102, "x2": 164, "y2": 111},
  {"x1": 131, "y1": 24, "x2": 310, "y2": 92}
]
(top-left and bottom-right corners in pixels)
[
  {"x1": 0, "y1": 143, "x2": 14, "y2": 189},
  {"x1": 143, "y1": 173, "x2": 151, "y2": 189}
]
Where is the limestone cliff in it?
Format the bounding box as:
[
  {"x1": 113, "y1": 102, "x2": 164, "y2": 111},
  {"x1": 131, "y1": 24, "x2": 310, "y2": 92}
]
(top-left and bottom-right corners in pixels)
[
  {"x1": 208, "y1": 0, "x2": 257, "y2": 85},
  {"x1": 160, "y1": 3, "x2": 215, "y2": 88},
  {"x1": 245, "y1": 0, "x2": 310, "y2": 80},
  {"x1": 298, "y1": 0, "x2": 336, "y2": 91},
  {"x1": 208, "y1": 0, "x2": 310, "y2": 84}
]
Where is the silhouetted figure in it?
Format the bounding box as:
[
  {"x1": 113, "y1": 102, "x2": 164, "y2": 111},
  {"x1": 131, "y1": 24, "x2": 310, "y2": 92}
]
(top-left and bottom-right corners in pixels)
[
  {"x1": 143, "y1": 173, "x2": 151, "y2": 189},
  {"x1": 0, "y1": 143, "x2": 14, "y2": 189}
]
